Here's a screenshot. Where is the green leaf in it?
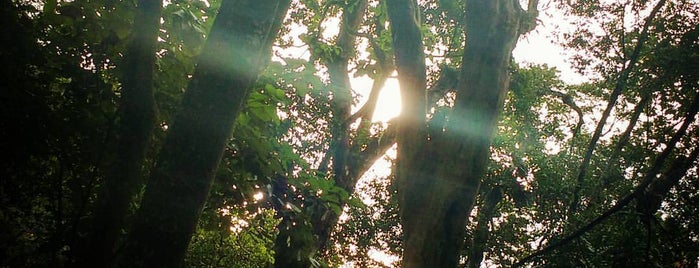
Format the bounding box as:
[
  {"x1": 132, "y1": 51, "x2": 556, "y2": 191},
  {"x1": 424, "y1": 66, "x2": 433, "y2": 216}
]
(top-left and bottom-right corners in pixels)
[{"x1": 347, "y1": 196, "x2": 366, "y2": 209}]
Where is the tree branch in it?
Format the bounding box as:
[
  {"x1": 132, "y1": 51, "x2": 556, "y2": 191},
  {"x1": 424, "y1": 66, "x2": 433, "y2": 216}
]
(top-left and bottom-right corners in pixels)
[
  {"x1": 543, "y1": 89, "x2": 584, "y2": 136},
  {"x1": 80, "y1": 0, "x2": 161, "y2": 265},
  {"x1": 428, "y1": 65, "x2": 459, "y2": 105},
  {"x1": 603, "y1": 91, "x2": 652, "y2": 185},
  {"x1": 569, "y1": 0, "x2": 667, "y2": 214},
  {"x1": 519, "y1": 0, "x2": 540, "y2": 35},
  {"x1": 513, "y1": 90, "x2": 699, "y2": 267},
  {"x1": 348, "y1": 70, "x2": 390, "y2": 124},
  {"x1": 352, "y1": 121, "x2": 398, "y2": 179},
  {"x1": 637, "y1": 143, "x2": 699, "y2": 221}
]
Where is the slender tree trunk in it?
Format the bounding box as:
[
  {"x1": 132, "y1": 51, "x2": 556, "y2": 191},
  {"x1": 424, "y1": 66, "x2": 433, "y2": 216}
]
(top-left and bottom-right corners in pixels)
[
  {"x1": 78, "y1": 1, "x2": 161, "y2": 266},
  {"x1": 388, "y1": 0, "x2": 537, "y2": 266},
  {"x1": 318, "y1": 0, "x2": 370, "y2": 251},
  {"x1": 385, "y1": 0, "x2": 430, "y2": 265},
  {"x1": 272, "y1": 2, "x2": 400, "y2": 266},
  {"x1": 115, "y1": 1, "x2": 290, "y2": 267}
]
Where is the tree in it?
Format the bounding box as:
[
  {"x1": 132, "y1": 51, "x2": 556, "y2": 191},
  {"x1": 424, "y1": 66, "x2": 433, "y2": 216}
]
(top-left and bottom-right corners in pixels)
[
  {"x1": 1, "y1": 0, "x2": 134, "y2": 265},
  {"x1": 115, "y1": 0, "x2": 290, "y2": 266},
  {"x1": 80, "y1": 1, "x2": 161, "y2": 265},
  {"x1": 387, "y1": 0, "x2": 538, "y2": 266},
  {"x1": 511, "y1": 1, "x2": 699, "y2": 266},
  {"x1": 271, "y1": 1, "x2": 399, "y2": 266}
]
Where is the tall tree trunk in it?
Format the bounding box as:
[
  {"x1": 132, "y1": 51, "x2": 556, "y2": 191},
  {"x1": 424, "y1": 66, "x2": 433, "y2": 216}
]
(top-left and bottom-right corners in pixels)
[
  {"x1": 78, "y1": 1, "x2": 161, "y2": 266},
  {"x1": 388, "y1": 0, "x2": 537, "y2": 266},
  {"x1": 115, "y1": 1, "x2": 290, "y2": 267},
  {"x1": 386, "y1": 0, "x2": 430, "y2": 265}
]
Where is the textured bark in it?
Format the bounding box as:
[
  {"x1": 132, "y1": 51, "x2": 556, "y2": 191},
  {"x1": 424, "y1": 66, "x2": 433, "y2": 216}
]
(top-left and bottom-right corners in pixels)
[
  {"x1": 387, "y1": 0, "x2": 536, "y2": 266},
  {"x1": 386, "y1": 0, "x2": 430, "y2": 266},
  {"x1": 79, "y1": 1, "x2": 161, "y2": 266},
  {"x1": 115, "y1": 1, "x2": 290, "y2": 267}
]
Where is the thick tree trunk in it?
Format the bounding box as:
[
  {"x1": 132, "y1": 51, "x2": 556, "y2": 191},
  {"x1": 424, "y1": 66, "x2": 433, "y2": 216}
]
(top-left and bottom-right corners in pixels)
[
  {"x1": 79, "y1": 1, "x2": 161, "y2": 266},
  {"x1": 385, "y1": 0, "x2": 431, "y2": 265},
  {"x1": 388, "y1": 0, "x2": 536, "y2": 266},
  {"x1": 115, "y1": 1, "x2": 290, "y2": 267}
]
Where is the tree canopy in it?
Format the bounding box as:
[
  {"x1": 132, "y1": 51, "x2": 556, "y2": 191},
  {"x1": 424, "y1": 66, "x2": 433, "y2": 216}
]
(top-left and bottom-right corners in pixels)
[{"x1": 1, "y1": 0, "x2": 697, "y2": 267}]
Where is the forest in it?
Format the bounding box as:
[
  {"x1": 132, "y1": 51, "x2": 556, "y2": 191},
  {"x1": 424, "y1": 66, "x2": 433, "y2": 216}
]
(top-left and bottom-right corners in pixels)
[{"x1": 1, "y1": 0, "x2": 698, "y2": 267}]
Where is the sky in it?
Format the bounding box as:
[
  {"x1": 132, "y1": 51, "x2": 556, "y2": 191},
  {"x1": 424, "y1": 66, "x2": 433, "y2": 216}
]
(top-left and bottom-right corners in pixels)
[{"x1": 513, "y1": 2, "x2": 585, "y2": 84}]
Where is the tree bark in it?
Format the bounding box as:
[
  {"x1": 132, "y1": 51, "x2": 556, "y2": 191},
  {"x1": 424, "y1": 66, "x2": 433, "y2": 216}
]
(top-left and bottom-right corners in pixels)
[
  {"x1": 79, "y1": 1, "x2": 161, "y2": 266},
  {"x1": 115, "y1": 1, "x2": 290, "y2": 267},
  {"x1": 386, "y1": 0, "x2": 430, "y2": 266},
  {"x1": 388, "y1": 0, "x2": 537, "y2": 266}
]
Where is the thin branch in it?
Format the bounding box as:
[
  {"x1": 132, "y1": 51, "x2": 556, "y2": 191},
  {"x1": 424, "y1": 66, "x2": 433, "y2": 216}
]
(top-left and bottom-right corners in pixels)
[
  {"x1": 349, "y1": 26, "x2": 394, "y2": 125},
  {"x1": 569, "y1": 0, "x2": 667, "y2": 214},
  {"x1": 351, "y1": 122, "x2": 399, "y2": 179},
  {"x1": 513, "y1": 91, "x2": 699, "y2": 267},
  {"x1": 604, "y1": 91, "x2": 652, "y2": 175},
  {"x1": 428, "y1": 65, "x2": 459, "y2": 105},
  {"x1": 348, "y1": 69, "x2": 391, "y2": 124},
  {"x1": 544, "y1": 89, "x2": 584, "y2": 136}
]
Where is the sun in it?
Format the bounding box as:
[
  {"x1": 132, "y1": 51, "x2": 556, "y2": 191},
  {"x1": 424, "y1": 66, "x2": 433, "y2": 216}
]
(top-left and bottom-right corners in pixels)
[
  {"x1": 372, "y1": 78, "x2": 402, "y2": 122},
  {"x1": 349, "y1": 72, "x2": 403, "y2": 123}
]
